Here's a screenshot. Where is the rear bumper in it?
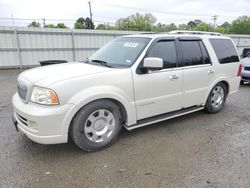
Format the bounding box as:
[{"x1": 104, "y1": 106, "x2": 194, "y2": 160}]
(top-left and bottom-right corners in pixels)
[{"x1": 12, "y1": 93, "x2": 75, "y2": 144}]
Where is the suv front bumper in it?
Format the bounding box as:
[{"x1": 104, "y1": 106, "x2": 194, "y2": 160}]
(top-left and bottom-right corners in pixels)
[{"x1": 12, "y1": 93, "x2": 75, "y2": 144}]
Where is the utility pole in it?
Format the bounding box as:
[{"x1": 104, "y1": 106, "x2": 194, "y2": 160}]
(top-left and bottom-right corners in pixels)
[
  {"x1": 11, "y1": 14, "x2": 15, "y2": 26},
  {"x1": 42, "y1": 18, "x2": 46, "y2": 27},
  {"x1": 88, "y1": 1, "x2": 93, "y2": 29},
  {"x1": 212, "y1": 15, "x2": 218, "y2": 31}
]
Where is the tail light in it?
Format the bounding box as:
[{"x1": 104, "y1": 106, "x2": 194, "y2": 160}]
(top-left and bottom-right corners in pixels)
[{"x1": 237, "y1": 64, "x2": 243, "y2": 77}]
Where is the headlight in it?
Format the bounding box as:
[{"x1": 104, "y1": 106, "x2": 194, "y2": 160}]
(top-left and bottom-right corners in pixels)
[{"x1": 31, "y1": 86, "x2": 59, "y2": 105}]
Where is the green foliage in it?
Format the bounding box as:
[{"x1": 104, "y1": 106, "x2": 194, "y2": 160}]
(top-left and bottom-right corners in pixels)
[
  {"x1": 195, "y1": 22, "x2": 214, "y2": 32},
  {"x1": 74, "y1": 17, "x2": 95, "y2": 29},
  {"x1": 57, "y1": 23, "x2": 68, "y2": 28},
  {"x1": 27, "y1": 14, "x2": 250, "y2": 34},
  {"x1": 28, "y1": 21, "x2": 41, "y2": 28},
  {"x1": 115, "y1": 13, "x2": 156, "y2": 31},
  {"x1": 96, "y1": 24, "x2": 114, "y2": 30},
  {"x1": 178, "y1": 24, "x2": 188, "y2": 30},
  {"x1": 215, "y1": 27, "x2": 225, "y2": 34},
  {"x1": 44, "y1": 24, "x2": 57, "y2": 28},
  {"x1": 230, "y1": 16, "x2": 250, "y2": 34},
  {"x1": 44, "y1": 23, "x2": 68, "y2": 29},
  {"x1": 187, "y1": 21, "x2": 196, "y2": 29}
]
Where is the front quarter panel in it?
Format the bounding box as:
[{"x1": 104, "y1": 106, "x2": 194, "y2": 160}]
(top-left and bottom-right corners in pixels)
[{"x1": 50, "y1": 68, "x2": 137, "y2": 134}]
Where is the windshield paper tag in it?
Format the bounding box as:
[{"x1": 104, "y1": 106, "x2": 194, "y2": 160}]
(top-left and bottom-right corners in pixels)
[{"x1": 123, "y1": 42, "x2": 138, "y2": 48}]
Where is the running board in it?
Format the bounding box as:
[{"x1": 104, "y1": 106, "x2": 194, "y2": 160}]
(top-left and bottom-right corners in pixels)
[{"x1": 124, "y1": 106, "x2": 204, "y2": 130}]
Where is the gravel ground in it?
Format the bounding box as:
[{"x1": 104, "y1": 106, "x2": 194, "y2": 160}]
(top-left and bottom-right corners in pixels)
[{"x1": 0, "y1": 69, "x2": 250, "y2": 188}]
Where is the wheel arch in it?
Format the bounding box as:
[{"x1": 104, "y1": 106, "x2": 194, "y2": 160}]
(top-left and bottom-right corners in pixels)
[
  {"x1": 205, "y1": 79, "x2": 230, "y2": 103},
  {"x1": 67, "y1": 98, "x2": 128, "y2": 141}
]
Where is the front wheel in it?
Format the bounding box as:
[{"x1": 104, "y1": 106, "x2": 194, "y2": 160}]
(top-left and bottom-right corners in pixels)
[
  {"x1": 204, "y1": 83, "x2": 227, "y2": 114},
  {"x1": 70, "y1": 100, "x2": 122, "y2": 151}
]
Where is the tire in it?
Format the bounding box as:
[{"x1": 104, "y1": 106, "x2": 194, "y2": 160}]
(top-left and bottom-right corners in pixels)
[
  {"x1": 204, "y1": 82, "x2": 227, "y2": 114},
  {"x1": 70, "y1": 100, "x2": 122, "y2": 151},
  {"x1": 240, "y1": 80, "x2": 244, "y2": 85}
]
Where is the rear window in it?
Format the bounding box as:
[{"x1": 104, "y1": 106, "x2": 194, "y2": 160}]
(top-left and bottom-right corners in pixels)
[{"x1": 209, "y1": 39, "x2": 239, "y2": 64}]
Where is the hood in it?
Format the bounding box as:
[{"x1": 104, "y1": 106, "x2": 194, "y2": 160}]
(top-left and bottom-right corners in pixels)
[{"x1": 19, "y1": 62, "x2": 113, "y2": 87}]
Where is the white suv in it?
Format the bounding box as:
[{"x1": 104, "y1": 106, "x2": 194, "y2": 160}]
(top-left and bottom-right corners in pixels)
[{"x1": 12, "y1": 31, "x2": 242, "y2": 151}]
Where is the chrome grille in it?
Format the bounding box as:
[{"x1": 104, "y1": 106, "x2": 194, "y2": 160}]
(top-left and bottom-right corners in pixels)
[{"x1": 17, "y1": 80, "x2": 28, "y2": 101}]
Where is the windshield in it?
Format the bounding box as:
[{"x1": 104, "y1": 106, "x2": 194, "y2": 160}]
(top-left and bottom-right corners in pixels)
[{"x1": 88, "y1": 37, "x2": 150, "y2": 67}]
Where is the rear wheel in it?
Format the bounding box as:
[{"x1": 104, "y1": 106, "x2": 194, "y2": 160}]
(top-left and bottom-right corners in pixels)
[
  {"x1": 70, "y1": 100, "x2": 122, "y2": 151},
  {"x1": 205, "y1": 82, "x2": 227, "y2": 114}
]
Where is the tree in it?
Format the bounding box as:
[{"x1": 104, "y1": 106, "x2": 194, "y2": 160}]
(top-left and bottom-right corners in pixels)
[
  {"x1": 178, "y1": 24, "x2": 188, "y2": 30},
  {"x1": 115, "y1": 18, "x2": 130, "y2": 30},
  {"x1": 230, "y1": 16, "x2": 250, "y2": 34},
  {"x1": 96, "y1": 23, "x2": 114, "y2": 30},
  {"x1": 115, "y1": 13, "x2": 156, "y2": 31},
  {"x1": 215, "y1": 26, "x2": 225, "y2": 34},
  {"x1": 44, "y1": 24, "x2": 57, "y2": 28},
  {"x1": 187, "y1": 21, "x2": 196, "y2": 29},
  {"x1": 195, "y1": 22, "x2": 213, "y2": 31},
  {"x1": 129, "y1": 13, "x2": 157, "y2": 31},
  {"x1": 74, "y1": 17, "x2": 95, "y2": 29},
  {"x1": 28, "y1": 21, "x2": 41, "y2": 28},
  {"x1": 220, "y1": 22, "x2": 230, "y2": 34},
  {"x1": 169, "y1": 23, "x2": 177, "y2": 31},
  {"x1": 57, "y1": 23, "x2": 68, "y2": 28}
]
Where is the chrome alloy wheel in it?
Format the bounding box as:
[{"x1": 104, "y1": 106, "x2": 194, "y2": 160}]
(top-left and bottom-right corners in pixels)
[
  {"x1": 211, "y1": 86, "x2": 224, "y2": 109},
  {"x1": 84, "y1": 109, "x2": 115, "y2": 143}
]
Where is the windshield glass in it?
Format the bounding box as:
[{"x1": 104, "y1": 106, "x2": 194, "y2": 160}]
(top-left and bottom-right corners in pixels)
[{"x1": 88, "y1": 37, "x2": 150, "y2": 67}]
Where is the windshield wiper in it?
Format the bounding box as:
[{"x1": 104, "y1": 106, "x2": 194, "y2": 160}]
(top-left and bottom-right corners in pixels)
[{"x1": 90, "y1": 59, "x2": 113, "y2": 68}]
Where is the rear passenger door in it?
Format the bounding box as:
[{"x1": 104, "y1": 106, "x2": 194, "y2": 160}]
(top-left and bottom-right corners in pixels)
[{"x1": 179, "y1": 38, "x2": 215, "y2": 107}]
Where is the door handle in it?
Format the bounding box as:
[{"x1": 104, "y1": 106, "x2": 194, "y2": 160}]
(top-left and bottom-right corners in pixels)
[
  {"x1": 208, "y1": 70, "x2": 214, "y2": 75},
  {"x1": 170, "y1": 75, "x2": 179, "y2": 80}
]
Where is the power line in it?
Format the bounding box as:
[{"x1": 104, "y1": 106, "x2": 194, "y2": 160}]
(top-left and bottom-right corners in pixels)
[{"x1": 95, "y1": 2, "x2": 238, "y2": 18}]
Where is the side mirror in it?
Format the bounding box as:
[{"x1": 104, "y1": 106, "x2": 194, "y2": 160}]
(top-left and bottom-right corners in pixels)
[{"x1": 143, "y1": 57, "x2": 163, "y2": 70}]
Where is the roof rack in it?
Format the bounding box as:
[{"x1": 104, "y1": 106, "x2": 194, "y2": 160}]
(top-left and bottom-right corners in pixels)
[{"x1": 169, "y1": 30, "x2": 221, "y2": 36}]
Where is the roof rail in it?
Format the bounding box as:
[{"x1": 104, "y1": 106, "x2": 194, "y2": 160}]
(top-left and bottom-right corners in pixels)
[{"x1": 169, "y1": 30, "x2": 221, "y2": 36}]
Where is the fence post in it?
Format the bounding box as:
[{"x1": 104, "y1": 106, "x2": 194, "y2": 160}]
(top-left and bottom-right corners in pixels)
[
  {"x1": 71, "y1": 30, "x2": 76, "y2": 61},
  {"x1": 14, "y1": 27, "x2": 22, "y2": 70}
]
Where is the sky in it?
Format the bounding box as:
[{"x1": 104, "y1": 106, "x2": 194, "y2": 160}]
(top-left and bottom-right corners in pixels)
[{"x1": 0, "y1": 0, "x2": 249, "y2": 27}]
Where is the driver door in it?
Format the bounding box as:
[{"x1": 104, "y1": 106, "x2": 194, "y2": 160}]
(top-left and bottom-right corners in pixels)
[{"x1": 133, "y1": 39, "x2": 183, "y2": 120}]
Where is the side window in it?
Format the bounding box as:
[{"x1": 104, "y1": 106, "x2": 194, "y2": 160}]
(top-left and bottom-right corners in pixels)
[
  {"x1": 199, "y1": 41, "x2": 211, "y2": 64},
  {"x1": 180, "y1": 41, "x2": 203, "y2": 66},
  {"x1": 147, "y1": 40, "x2": 177, "y2": 68},
  {"x1": 209, "y1": 39, "x2": 239, "y2": 64}
]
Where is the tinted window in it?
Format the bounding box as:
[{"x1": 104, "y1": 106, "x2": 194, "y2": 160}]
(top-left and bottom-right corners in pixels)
[
  {"x1": 210, "y1": 39, "x2": 239, "y2": 64},
  {"x1": 199, "y1": 41, "x2": 211, "y2": 64},
  {"x1": 147, "y1": 40, "x2": 177, "y2": 68},
  {"x1": 180, "y1": 41, "x2": 203, "y2": 66}
]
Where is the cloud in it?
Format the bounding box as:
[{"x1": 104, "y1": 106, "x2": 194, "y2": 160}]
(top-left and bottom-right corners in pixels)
[{"x1": 0, "y1": 0, "x2": 249, "y2": 27}]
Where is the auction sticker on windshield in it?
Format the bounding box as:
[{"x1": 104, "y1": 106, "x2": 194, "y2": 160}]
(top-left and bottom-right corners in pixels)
[{"x1": 123, "y1": 42, "x2": 138, "y2": 48}]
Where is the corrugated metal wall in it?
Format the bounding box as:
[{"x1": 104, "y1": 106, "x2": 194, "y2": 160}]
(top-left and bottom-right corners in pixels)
[
  {"x1": 0, "y1": 26, "x2": 250, "y2": 68},
  {"x1": 0, "y1": 26, "x2": 140, "y2": 68}
]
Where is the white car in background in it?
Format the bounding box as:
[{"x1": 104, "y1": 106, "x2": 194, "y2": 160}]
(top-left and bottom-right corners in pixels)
[{"x1": 12, "y1": 31, "x2": 241, "y2": 151}]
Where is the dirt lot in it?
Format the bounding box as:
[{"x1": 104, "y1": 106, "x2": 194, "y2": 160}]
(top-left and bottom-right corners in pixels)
[{"x1": 0, "y1": 69, "x2": 249, "y2": 188}]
